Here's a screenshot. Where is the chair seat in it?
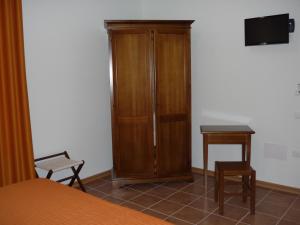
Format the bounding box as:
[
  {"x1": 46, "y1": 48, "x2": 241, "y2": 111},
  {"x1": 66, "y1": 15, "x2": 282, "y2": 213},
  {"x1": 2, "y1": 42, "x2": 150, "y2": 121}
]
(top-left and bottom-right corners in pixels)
[
  {"x1": 35, "y1": 157, "x2": 83, "y2": 172},
  {"x1": 216, "y1": 161, "x2": 252, "y2": 176}
]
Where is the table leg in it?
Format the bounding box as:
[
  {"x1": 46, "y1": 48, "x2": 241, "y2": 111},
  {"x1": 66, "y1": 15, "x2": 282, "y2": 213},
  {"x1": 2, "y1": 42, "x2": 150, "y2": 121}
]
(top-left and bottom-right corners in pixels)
[
  {"x1": 219, "y1": 170, "x2": 224, "y2": 215},
  {"x1": 242, "y1": 144, "x2": 246, "y2": 162},
  {"x1": 203, "y1": 134, "x2": 208, "y2": 184},
  {"x1": 246, "y1": 135, "x2": 252, "y2": 167}
]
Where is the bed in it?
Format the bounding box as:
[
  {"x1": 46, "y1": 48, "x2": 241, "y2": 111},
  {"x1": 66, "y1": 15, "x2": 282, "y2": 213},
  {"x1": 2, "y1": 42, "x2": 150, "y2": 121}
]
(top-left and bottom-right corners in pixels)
[{"x1": 0, "y1": 179, "x2": 172, "y2": 225}]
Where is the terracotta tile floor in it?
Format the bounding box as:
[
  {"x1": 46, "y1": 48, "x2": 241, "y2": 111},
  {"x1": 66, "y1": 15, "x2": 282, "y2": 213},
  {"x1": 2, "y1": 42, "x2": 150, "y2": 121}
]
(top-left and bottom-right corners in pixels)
[{"x1": 84, "y1": 173, "x2": 299, "y2": 225}]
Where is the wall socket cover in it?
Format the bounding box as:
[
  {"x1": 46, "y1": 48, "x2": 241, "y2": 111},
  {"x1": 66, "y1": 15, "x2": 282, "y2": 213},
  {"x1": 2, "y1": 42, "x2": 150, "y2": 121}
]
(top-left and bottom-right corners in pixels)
[
  {"x1": 295, "y1": 112, "x2": 300, "y2": 119},
  {"x1": 264, "y1": 143, "x2": 288, "y2": 160},
  {"x1": 296, "y1": 83, "x2": 300, "y2": 95},
  {"x1": 292, "y1": 150, "x2": 300, "y2": 158}
]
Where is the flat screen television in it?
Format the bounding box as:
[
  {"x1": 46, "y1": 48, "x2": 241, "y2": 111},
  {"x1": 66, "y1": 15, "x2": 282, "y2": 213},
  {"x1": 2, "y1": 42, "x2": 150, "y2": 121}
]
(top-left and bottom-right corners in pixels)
[{"x1": 245, "y1": 14, "x2": 289, "y2": 46}]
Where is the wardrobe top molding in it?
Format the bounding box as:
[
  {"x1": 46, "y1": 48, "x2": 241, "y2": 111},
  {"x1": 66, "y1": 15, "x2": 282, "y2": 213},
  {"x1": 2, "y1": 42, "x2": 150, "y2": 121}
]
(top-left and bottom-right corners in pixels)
[{"x1": 104, "y1": 20, "x2": 194, "y2": 30}]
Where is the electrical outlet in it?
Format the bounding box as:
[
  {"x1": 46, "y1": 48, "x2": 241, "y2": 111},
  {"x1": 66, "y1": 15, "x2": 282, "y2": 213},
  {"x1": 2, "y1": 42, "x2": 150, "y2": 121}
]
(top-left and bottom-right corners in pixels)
[
  {"x1": 292, "y1": 150, "x2": 300, "y2": 158},
  {"x1": 296, "y1": 83, "x2": 300, "y2": 96},
  {"x1": 264, "y1": 143, "x2": 288, "y2": 160}
]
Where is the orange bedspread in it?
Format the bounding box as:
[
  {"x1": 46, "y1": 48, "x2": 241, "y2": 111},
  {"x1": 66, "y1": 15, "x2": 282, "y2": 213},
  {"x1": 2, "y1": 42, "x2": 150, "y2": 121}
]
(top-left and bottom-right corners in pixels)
[{"x1": 0, "y1": 179, "x2": 172, "y2": 225}]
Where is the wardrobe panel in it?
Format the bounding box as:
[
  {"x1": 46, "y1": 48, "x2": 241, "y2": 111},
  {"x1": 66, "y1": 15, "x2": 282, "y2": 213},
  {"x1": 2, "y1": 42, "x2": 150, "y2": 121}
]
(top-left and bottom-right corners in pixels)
[
  {"x1": 157, "y1": 121, "x2": 189, "y2": 176},
  {"x1": 113, "y1": 31, "x2": 152, "y2": 117},
  {"x1": 155, "y1": 29, "x2": 191, "y2": 177},
  {"x1": 155, "y1": 31, "x2": 187, "y2": 115},
  {"x1": 117, "y1": 121, "x2": 154, "y2": 177},
  {"x1": 111, "y1": 30, "x2": 154, "y2": 178}
]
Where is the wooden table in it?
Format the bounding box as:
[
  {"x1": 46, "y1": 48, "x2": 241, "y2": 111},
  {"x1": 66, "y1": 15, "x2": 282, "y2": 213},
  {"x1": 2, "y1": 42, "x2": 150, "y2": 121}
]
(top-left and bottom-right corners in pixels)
[{"x1": 200, "y1": 125, "x2": 255, "y2": 180}]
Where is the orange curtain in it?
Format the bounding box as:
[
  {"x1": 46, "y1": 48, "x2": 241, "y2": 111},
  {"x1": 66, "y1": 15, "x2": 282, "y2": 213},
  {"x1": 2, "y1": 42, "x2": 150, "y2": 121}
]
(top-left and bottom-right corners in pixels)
[{"x1": 0, "y1": 0, "x2": 35, "y2": 187}]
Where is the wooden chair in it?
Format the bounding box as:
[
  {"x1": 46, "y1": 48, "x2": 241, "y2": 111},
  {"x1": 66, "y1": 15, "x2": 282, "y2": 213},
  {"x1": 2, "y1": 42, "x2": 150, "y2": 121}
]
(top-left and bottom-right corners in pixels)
[
  {"x1": 35, "y1": 151, "x2": 86, "y2": 192},
  {"x1": 214, "y1": 161, "x2": 256, "y2": 215}
]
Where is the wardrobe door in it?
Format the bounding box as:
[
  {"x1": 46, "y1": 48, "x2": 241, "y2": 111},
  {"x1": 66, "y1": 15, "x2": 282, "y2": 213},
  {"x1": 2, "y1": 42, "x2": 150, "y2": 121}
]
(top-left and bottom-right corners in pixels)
[
  {"x1": 155, "y1": 29, "x2": 191, "y2": 176},
  {"x1": 110, "y1": 29, "x2": 155, "y2": 178}
]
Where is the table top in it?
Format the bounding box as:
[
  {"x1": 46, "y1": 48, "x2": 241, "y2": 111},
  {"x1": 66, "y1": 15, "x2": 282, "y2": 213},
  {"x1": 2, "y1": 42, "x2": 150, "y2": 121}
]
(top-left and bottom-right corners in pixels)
[{"x1": 200, "y1": 125, "x2": 255, "y2": 134}]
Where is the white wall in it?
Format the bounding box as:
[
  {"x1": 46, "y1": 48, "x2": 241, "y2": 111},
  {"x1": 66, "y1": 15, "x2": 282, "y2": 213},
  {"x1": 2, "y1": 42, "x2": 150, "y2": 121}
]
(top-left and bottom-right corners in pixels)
[
  {"x1": 23, "y1": 0, "x2": 300, "y2": 188},
  {"x1": 22, "y1": 0, "x2": 142, "y2": 178},
  {"x1": 142, "y1": 0, "x2": 300, "y2": 188}
]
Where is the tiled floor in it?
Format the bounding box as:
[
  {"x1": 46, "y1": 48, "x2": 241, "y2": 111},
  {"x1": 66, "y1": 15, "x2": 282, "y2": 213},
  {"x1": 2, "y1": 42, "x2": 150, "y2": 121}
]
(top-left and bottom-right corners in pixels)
[{"x1": 84, "y1": 173, "x2": 300, "y2": 225}]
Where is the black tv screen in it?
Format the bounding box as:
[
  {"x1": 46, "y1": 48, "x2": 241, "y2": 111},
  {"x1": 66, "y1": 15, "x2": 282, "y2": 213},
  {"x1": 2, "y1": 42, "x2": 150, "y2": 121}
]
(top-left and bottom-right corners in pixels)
[{"x1": 245, "y1": 14, "x2": 289, "y2": 46}]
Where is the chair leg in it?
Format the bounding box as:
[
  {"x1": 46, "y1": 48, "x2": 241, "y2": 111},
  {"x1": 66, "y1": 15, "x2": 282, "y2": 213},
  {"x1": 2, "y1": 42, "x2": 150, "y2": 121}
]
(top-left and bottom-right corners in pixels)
[
  {"x1": 46, "y1": 170, "x2": 53, "y2": 179},
  {"x1": 69, "y1": 163, "x2": 86, "y2": 192},
  {"x1": 35, "y1": 169, "x2": 39, "y2": 178},
  {"x1": 242, "y1": 175, "x2": 249, "y2": 202},
  {"x1": 75, "y1": 170, "x2": 86, "y2": 192},
  {"x1": 218, "y1": 171, "x2": 224, "y2": 215},
  {"x1": 215, "y1": 163, "x2": 219, "y2": 202},
  {"x1": 250, "y1": 169, "x2": 256, "y2": 215}
]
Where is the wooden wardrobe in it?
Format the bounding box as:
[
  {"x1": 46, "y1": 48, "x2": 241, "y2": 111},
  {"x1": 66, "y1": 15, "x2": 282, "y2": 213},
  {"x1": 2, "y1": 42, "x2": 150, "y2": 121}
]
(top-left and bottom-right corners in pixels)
[{"x1": 105, "y1": 20, "x2": 194, "y2": 186}]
